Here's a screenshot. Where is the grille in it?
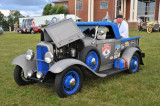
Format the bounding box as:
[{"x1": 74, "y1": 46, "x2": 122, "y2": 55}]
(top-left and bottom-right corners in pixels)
[{"x1": 37, "y1": 46, "x2": 49, "y2": 75}]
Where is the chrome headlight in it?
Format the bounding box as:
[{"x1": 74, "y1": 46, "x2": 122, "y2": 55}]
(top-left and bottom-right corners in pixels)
[
  {"x1": 44, "y1": 52, "x2": 53, "y2": 63},
  {"x1": 36, "y1": 72, "x2": 43, "y2": 79},
  {"x1": 26, "y1": 49, "x2": 34, "y2": 60},
  {"x1": 27, "y1": 70, "x2": 34, "y2": 77}
]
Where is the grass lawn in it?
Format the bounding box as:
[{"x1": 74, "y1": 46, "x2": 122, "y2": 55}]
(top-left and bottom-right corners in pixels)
[{"x1": 0, "y1": 30, "x2": 159, "y2": 105}]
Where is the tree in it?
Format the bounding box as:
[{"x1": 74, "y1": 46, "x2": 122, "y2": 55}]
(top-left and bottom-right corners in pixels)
[
  {"x1": 8, "y1": 10, "x2": 24, "y2": 30},
  {"x1": 0, "y1": 11, "x2": 9, "y2": 30},
  {"x1": 43, "y1": 4, "x2": 53, "y2": 15},
  {"x1": 0, "y1": 11, "x2": 4, "y2": 25},
  {"x1": 49, "y1": 5, "x2": 68, "y2": 15},
  {"x1": 2, "y1": 20, "x2": 9, "y2": 31}
]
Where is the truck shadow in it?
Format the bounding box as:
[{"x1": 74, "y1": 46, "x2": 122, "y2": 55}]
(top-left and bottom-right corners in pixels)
[{"x1": 38, "y1": 70, "x2": 130, "y2": 91}]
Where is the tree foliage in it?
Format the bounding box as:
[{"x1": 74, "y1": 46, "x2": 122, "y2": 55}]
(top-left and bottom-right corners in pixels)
[
  {"x1": 0, "y1": 11, "x2": 9, "y2": 30},
  {"x1": 8, "y1": 10, "x2": 24, "y2": 30},
  {"x1": 0, "y1": 10, "x2": 23, "y2": 31},
  {"x1": 43, "y1": 3, "x2": 53, "y2": 15},
  {"x1": 0, "y1": 11, "x2": 4, "y2": 25},
  {"x1": 2, "y1": 20, "x2": 9, "y2": 30},
  {"x1": 42, "y1": 4, "x2": 68, "y2": 15},
  {"x1": 50, "y1": 5, "x2": 68, "y2": 15}
]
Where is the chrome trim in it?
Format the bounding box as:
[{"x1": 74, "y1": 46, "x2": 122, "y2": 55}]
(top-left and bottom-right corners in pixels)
[
  {"x1": 37, "y1": 41, "x2": 53, "y2": 54},
  {"x1": 36, "y1": 59, "x2": 45, "y2": 62}
]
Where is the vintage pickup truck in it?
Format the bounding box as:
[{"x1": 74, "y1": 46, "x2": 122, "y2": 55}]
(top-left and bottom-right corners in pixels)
[{"x1": 12, "y1": 19, "x2": 145, "y2": 98}]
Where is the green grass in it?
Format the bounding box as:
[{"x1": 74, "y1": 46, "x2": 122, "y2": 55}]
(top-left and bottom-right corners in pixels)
[{"x1": 0, "y1": 30, "x2": 160, "y2": 105}]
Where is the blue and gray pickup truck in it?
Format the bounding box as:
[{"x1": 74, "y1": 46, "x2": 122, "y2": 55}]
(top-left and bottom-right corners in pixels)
[{"x1": 12, "y1": 19, "x2": 145, "y2": 98}]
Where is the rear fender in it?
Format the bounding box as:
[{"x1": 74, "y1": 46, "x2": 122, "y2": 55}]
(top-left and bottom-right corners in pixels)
[
  {"x1": 48, "y1": 59, "x2": 106, "y2": 77},
  {"x1": 12, "y1": 54, "x2": 37, "y2": 78},
  {"x1": 121, "y1": 47, "x2": 143, "y2": 68}
]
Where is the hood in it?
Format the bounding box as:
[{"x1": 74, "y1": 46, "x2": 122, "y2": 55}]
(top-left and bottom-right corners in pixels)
[{"x1": 44, "y1": 19, "x2": 84, "y2": 48}]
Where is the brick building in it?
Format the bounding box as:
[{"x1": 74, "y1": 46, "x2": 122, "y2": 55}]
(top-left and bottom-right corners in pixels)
[{"x1": 53, "y1": 0, "x2": 160, "y2": 28}]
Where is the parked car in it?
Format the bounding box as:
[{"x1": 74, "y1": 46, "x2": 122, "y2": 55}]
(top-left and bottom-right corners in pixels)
[
  {"x1": 0, "y1": 27, "x2": 3, "y2": 35},
  {"x1": 12, "y1": 19, "x2": 145, "y2": 98},
  {"x1": 17, "y1": 26, "x2": 41, "y2": 34},
  {"x1": 137, "y1": 18, "x2": 159, "y2": 33}
]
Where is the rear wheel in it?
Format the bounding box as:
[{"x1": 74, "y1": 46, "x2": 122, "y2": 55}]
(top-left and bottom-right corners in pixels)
[
  {"x1": 31, "y1": 30, "x2": 35, "y2": 34},
  {"x1": 54, "y1": 66, "x2": 83, "y2": 98},
  {"x1": 147, "y1": 27, "x2": 152, "y2": 33},
  {"x1": 19, "y1": 31, "x2": 22, "y2": 34},
  {"x1": 127, "y1": 52, "x2": 140, "y2": 74},
  {"x1": 14, "y1": 65, "x2": 34, "y2": 86},
  {"x1": 80, "y1": 46, "x2": 101, "y2": 72}
]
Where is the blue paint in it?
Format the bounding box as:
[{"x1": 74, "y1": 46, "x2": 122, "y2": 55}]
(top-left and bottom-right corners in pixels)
[
  {"x1": 76, "y1": 21, "x2": 121, "y2": 39},
  {"x1": 86, "y1": 51, "x2": 99, "y2": 71},
  {"x1": 119, "y1": 59, "x2": 125, "y2": 69},
  {"x1": 121, "y1": 37, "x2": 140, "y2": 42},
  {"x1": 114, "y1": 59, "x2": 125, "y2": 69},
  {"x1": 37, "y1": 46, "x2": 49, "y2": 75},
  {"x1": 63, "y1": 71, "x2": 80, "y2": 94},
  {"x1": 114, "y1": 59, "x2": 118, "y2": 69},
  {"x1": 130, "y1": 56, "x2": 139, "y2": 72}
]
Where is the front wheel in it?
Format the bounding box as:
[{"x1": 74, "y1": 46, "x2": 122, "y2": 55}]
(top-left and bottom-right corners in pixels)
[
  {"x1": 54, "y1": 66, "x2": 83, "y2": 98},
  {"x1": 14, "y1": 65, "x2": 34, "y2": 86},
  {"x1": 127, "y1": 52, "x2": 140, "y2": 74},
  {"x1": 137, "y1": 26, "x2": 141, "y2": 31}
]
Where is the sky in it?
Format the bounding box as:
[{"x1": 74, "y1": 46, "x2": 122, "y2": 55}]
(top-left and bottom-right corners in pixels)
[{"x1": 0, "y1": 0, "x2": 56, "y2": 16}]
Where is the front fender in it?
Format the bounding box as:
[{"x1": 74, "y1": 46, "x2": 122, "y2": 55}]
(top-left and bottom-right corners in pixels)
[
  {"x1": 121, "y1": 47, "x2": 141, "y2": 68},
  {"x1": 48, "y1": 59, "x2": 106, "y2": 77},
  {"x1": 12, "y1": 54, "x2": 37, "y2": 78}
]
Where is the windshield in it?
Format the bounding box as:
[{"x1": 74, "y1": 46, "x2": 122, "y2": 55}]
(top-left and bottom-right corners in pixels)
[
  {"x1": 78, "y1": 26, "x2": 96, "y2": 32},
  {"x1": 78, "y1": 26, "x2": 97, "y2": 38},
  {"x1": 78, "y1": 25, "x2": 115, "y2": 39},
  {"x1": 0, "y1": 27, "x2": 2, "y2": 30}
]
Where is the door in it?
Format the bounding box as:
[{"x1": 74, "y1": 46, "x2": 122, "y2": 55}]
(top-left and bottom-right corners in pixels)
[{"x1": 96, "y1": 26, "x2": 121, "y2": 70}]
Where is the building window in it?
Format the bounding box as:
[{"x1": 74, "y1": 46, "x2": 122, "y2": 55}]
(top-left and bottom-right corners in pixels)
[
  {"x1": 64, "y1": 5, "x2": 68, "y2": 9},
  {"x1": 116, "y1": 0, "x2": 121, "y2": 17},
  {"x1": 137, "y1": 0, "x2": 155, "y2": 21},
  {"x1": 76, "y1": 0, "x2": 82, "y2": 10},
  {"x1": 100, "y1": 1, "x2": 108, "y2": 9}
]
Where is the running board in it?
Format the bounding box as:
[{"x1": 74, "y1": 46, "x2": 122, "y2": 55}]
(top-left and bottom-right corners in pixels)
[{"x1": 96, "y1": 68, "x2": 128, "y2": 77}]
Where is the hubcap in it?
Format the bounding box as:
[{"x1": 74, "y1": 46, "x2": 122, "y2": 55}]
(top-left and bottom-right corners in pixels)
[
  {"x1": 130, "y1": 56, "x2": 139, "y2": 72},
  {"x1": 91, "y1": 58, "x2": 96, "y2": 66},
  {"x1": 134, "y1": 61, "x2": 137, "y2": 67},
  {"x1": 70, "y1": 78, "x2": 76, "y2": 87}
]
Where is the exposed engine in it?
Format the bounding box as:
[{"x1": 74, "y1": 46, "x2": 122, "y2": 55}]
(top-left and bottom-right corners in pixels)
[{"x1": 53, "y1": 40, "x2": 84, "y2": 61}]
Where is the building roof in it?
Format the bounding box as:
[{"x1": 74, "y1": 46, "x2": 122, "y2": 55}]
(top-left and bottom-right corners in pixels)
[
  {"x1": 52, "y1": 0, "x2": 68, "y2": 3},
  {"x1": 76, "y1": 21, "x2": 121, "y2": 39}
]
